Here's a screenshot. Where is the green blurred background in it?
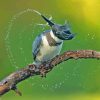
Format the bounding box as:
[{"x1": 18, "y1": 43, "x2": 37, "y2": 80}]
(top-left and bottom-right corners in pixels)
[{"x1": 0, "y1": 0, "x2": 100, "y2": 100}]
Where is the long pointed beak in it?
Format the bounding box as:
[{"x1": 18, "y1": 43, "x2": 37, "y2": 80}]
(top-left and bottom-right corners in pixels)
[{"x1": 41, "y1": 15, "x2": 54, "y2": 27}]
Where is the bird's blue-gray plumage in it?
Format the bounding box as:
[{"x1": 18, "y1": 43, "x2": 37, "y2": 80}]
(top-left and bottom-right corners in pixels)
[
  {"x1": 32, "y1": 34, "x2": 42, "y2": 60},
  {"x1": 32, "y1": 11, "x2": 75, "y2": 67},
  {"x1": 32, "y1": 30, "x2": 63, "y2": 65}
]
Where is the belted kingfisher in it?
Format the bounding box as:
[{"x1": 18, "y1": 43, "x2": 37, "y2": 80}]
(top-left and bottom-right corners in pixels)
[{"x1": 32, "y1": 11, "x2": 75, "y2": 67}]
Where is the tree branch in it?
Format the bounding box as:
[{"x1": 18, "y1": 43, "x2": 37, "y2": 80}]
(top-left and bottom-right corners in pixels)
[{"x1": 0, "y1": 50, "x2": 100, "y2": 96}]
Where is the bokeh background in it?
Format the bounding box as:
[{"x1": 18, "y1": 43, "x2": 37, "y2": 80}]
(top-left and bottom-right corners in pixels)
[{"x1": 0, "y1": 0, "x2": 100, "y2": 100}]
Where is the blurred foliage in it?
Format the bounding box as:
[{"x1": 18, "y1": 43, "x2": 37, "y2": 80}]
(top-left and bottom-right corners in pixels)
[{"x1": 0, "y1": 0, "x2": 100, "y2": 100}]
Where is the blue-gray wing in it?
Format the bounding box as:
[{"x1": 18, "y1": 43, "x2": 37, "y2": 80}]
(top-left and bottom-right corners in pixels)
[{"x1": 32, "y1": 34, "x2": 42, "y2": 60}]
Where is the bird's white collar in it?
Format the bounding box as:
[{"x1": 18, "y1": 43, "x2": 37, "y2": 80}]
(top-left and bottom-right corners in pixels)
[{"x1": 50, "y1": 30, "x2": 63, "y2": 42}]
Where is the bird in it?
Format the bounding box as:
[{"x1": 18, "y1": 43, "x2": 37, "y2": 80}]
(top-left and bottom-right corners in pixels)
[{"x1": 32, "y1": 11, "x2": 75, "y2": 67}]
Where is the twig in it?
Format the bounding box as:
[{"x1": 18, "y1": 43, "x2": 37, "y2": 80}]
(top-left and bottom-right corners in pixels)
[{"x1": 0, "y1": 50, "x2": 100, "y2": 96}]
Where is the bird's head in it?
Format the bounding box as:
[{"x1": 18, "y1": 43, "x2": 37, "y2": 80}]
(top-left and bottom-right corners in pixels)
[
  {"x1": 41, "y1": 15, "x2": 75, "y2": 40},
  {"x1": 51, "y1": 24, "x2": 74, "y2": 40}
]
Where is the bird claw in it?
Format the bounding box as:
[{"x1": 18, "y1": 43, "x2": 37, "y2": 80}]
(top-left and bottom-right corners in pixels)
[
  {"x1": 41, "y1": 73, "x2": 46, "y2": 78},
  {"x1": 40, "y1": 67, "x2": 47, "y2": 78}
]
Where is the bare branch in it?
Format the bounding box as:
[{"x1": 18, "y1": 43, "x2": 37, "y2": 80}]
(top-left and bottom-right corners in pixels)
[{"x1": 0, "y1": 50, "x2": 100, "y2": 96}]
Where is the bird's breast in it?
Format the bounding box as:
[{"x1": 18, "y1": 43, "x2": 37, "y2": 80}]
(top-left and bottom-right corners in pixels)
[{"x1": 36, "y1": 35, "x2": 63, "y2": 62}]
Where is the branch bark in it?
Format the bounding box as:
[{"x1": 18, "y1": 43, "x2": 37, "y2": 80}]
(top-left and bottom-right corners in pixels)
[{"x1": 0, "y1": 50, "x2": 100, "y2": 96}]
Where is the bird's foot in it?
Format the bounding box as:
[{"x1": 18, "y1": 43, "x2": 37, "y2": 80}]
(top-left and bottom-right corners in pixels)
[
  {"x1": 40, "y1": 71, "x2": 46, "y2": 78},
  {"x1": 39, "y1": 66, "x2": 47, "y2": 78}
]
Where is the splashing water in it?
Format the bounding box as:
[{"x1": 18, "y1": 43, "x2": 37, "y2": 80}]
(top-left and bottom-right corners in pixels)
[
  {"x1": 4, "y1": 9, "x2": 73, "y2": 92},
  {"x1": 87, "y1": 33, "x2": 96, "y2": 40},
  {"x1": 5, "y1": 9, "x2": 50, "y2": 69}
]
